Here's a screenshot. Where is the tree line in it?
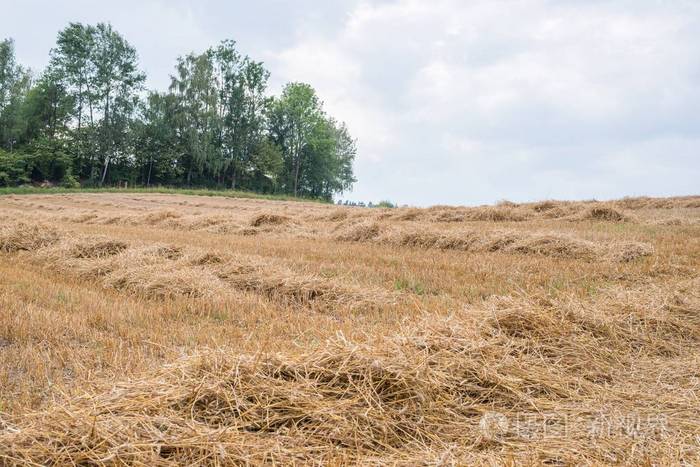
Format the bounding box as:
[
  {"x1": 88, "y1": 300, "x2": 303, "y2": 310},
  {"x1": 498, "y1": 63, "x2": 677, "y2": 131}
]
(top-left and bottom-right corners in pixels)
[{"x1": 0, "y1": 23, "x2": 356, "y2": 200}]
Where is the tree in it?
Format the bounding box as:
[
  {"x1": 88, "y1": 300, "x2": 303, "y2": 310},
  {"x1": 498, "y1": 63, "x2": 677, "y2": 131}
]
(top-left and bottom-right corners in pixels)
[
  {"x1": 170, "y1": 51, "x2": 219, "y2": 185},
  {"x1": 211, "y1": 40, "x2": 271, "y2": 189},
  {"x1": 328, "y1": 120, "x2": 357, "y2": 194},
  {"x1": 90, "y1": 23, "x2": 145, "y2": 185},
  {"x1": 247, "y1": 139, "x2": 283, "y2": 192},
  {"x1": 0, "y1": 38, "x2": 32, "y2": 151},
  {"x1": 19, "y1": 72, "x2": 73, "y2": 143},
  {"x1": 269, "y1": 82, "x2": 323, "y2": 196},
  {"x1": 134, "y1": 91, "x2": 179, "y2": 186},
  {"x1": 49, "y1": 23, "x2": 96, "y2": 177},
  {"x1": 0, "y1": 28, "x2": 356, "y2": 197},
  {"x1": 269, "y1": 83, "x2": 356, "y2": 200},
  {"x1": 49, "y1": 23, "x2": 145, "y2": 184}
]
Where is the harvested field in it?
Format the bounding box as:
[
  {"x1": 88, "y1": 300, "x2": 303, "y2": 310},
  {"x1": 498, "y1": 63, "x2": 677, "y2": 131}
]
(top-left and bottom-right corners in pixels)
[{"x1": 0, "y1": 193, "x2": 699, "y2": 465}]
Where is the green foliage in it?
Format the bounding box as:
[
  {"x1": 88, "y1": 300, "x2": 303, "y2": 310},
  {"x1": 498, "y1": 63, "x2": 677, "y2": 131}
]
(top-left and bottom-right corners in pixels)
[
  {"x1": 269, "y1": 83, "x2": 356, "y2": 200},
  {"x1": 0, "y1": 149, "x2": 32, "y2": 186},
  {"x1": 0, "y1": 25, "x2": 356, "y2": 200},
  {"x1": 0, "y1": 38, "x2": 32, "y2": 151},
  {"x1": 376, "y1": 200, "x2": 397, "y2": 208}
]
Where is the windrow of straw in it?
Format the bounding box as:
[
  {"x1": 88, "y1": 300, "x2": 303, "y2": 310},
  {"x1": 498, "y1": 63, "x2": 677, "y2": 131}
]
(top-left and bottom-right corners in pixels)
[
  {"x1": 611, "y1": 195, "x2": 700, "y2": 210},
  {"x1": 335, "y1": 223, "x2": 653, "y2": 262},
  {"x1": 62, "y1": 209, "x2": 308, "y2": 236},
  {"x1": 249, "y1": 213, "x2": 293, "y2": 227},
  {"x1": 0, "y1": 222, "x2": 61, "y2": 252},
  {"x1": 0, "y1": 221, "x2": 393, "y2": 309},
  {"x1": 1, "y1": 280, "x2": 698, "y2": 465},
  {"x1": 343, "y1": 202, "x2": 647, "y2": 226},
  {"x1": 65, "y1": 210, "x2": 241, "y2": 232},
  {"x1": 578, "y1": 205, "x2": 634, "y2": 223}
]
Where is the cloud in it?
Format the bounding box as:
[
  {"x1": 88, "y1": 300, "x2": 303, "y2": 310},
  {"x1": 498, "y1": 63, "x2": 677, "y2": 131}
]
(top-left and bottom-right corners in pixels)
[{"x1": 269, "y1": 0, "x2": 700, "y2": 205}]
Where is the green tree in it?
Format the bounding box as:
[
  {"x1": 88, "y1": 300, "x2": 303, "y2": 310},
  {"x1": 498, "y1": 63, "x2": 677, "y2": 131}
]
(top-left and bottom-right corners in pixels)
[
  {"x1": 49, "y1": 23, "x2": 145, "y2": 184},
  {"x1": 90, "y1": 23, "x2": 145, "y2": 185},
  {"x1": 49, "y1": 23, "x2": 96, "y2": 177},
  {"x1": 247, "y1": 139, "x2": 283, "y2": 192},
  {"x1": 0, "y1": 38, "x2": 32, "y2": 151},
  {"x1": 134, "y1": 91, "x2": 179, "y2": 186},
  {"x1": 211, "y1": 40, "x2": 271, "y2": 189},
  {"x1": 269, "y1": 83, "x2": 356, "y2": 199},
  {"x1": 18, "y1": 72, "x2": 73, "y2": 144},
  {"x1": 269, "y1": 82, "x2": 324, "y2": 196},
  {"x1": 170, "y1": 51, "x2": 219, "y2": 185},
  {"x1": 0, "y1": 28, "x2": 356, "y2": 196}
]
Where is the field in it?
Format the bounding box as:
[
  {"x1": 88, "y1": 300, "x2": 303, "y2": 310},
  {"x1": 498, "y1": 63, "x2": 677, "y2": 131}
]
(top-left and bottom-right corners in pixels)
[{"x1": 0, "y1": 192, "x2": 699, "y2": 465}]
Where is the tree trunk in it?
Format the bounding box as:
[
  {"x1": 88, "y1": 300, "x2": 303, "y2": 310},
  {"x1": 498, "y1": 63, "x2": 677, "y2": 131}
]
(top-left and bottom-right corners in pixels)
[
  {"x1": 146, "y1": 158, "x2": 153, "y2": 187},
  {"x1": 76, "y1": 84, "x2": 83, "y2": 176},
  {"x1": 231, "y1": 163, "x2": 236, "y2": 190},
  {"x1": 100, "y1": 93, "x2": 110, "y2": 187},
  {"x1": 100, "y1": 156, "x2": 110, "y2": 186},
  {"x1": 293, "y1": 153, "x2": 301, "y2": 197}
]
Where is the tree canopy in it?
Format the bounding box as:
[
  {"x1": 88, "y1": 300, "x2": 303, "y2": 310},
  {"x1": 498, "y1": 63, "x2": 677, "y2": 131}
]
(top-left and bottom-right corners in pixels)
[{"x1": 0, "y1": 23, "x2": 356, "y2": 200}]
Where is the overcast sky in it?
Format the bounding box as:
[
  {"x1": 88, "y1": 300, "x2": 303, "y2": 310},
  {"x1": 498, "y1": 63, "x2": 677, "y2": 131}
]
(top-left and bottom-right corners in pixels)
[{"x1": 3, "y1": 0, "x2": 699, "y2": 206}]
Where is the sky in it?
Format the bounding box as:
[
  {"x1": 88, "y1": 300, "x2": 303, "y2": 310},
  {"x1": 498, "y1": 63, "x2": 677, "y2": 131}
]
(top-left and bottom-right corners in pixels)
[{"x1": 2, "y1": 0, "x2": 699, "y2": 206}]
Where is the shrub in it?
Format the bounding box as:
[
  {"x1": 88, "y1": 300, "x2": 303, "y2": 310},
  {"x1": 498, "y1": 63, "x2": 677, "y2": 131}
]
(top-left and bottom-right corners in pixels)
[{"x1": 0, "y1": 150, "x2": 33, "y2": 186}]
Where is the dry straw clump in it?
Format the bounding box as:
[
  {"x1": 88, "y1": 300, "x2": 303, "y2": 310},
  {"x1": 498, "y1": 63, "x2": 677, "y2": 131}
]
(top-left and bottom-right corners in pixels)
[
  {"x1": 250, "y1": 213, "x2": 292, "y2": 227},
  {"x1": 0, "y1": 221, "x2": 392, "y2": 309},
  {"x1": 335, "y1": 223, "x2": 653, "y2": 262},
  {"x1": 0, "y1": 222, "x2": 60, "y2": 252},
  {"x1": 217, "y1": 267, "x2": 387, "y2": 309},
  {"x1": 612, "y1": 195, "x2": 700, "y2": 210},
  {"x1": 0, "y1": 193, "x2": 697, "y2": 465},
  {"x1": 335, "y1": 221, "x2": 383, "y2": 242},
  {"x1": 580, "y1": 205, "x2": 633, "y2": 223},
  {"x1": 105, "y1": 263, "x2": 224, "y2": 299},
  {"x1": 463, "y1": 206, "x2": 531, "y2": 222},
  {"x1": 68, "y1": 238, "x2": 128, "y2": 259},
  {"x1": 2, "y1": 288, "x2": 698, "y2": 465},
  {"x1": 144, "y1": 210, "x2": 182, "y2": 224}
]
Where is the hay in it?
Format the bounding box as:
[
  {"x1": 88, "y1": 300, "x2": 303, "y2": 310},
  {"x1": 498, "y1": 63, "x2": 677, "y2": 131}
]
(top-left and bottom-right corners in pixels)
[
  {"x1": 425, "y1": 206, "x2": 531, "y2": 222},
  {"x1": 2, "y1": 299, "x2": 698, "y2": 464},
  {"x1": 250, "y1": 213, "x2": 291, "y2": 227},
  {"x1": 337, "y1": 224, "x2": 646, "y2": 262},
  {"x1": 0, "y1": 222, "x2": 60, "y2": 252},
  {"x1": 68, "y1": 239, "x2": 128, "y2": 259},
  {"x1": 104, "y1": 264, "x2": 223, "y2": 299},
  {"x1": 0, "y1": 221, "x2": 390, "y2": 309},
  {"x1": 72, "y1": 212, "x2": 99, "y2": 223},
  {"x1": 335, "y1": 222, "x2": 383, "y2": 242},
  {"x1": 143, "y1": 210, "x2": 182, "y2": 224},
  {"x1": 325, "y1": 209, "x2": 349, "y2": 221},
  {"x1": 581, "y1": 205, "x2": 632, "y2": 222},
  {"x1": 607, "y1": 242, "x2": 654, "y2": 262},
  {"x1": 144, "y1": 244, "x2": 183, "y2": 260},
  {"x1": 609, "y1": 196, "x2": 700, "y2": 210},
  {"x1": 531, "y1": 200, "x2": 559, "y2": 212},
  {"x1": 236, "y1": 227, "x2": 260, "y2": 236},
  {"x1": 464, "y1": 207, "x2": 530, "y2": 222},
  {"x1": 189, "y1": 252, "x2": 224, "y2": 265},
  {"x1": 432, "y1": 210, "x2": 465, "y2": 222},
  {"x1": 506, "y1": 234, "x2": 598, "y2": 260},
  {"x1": 216, "y1": 262, "x2": 390, "y2": 309},
  {"x1": 392, "y1": 208, "x2": 424, "y2": 221}
]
